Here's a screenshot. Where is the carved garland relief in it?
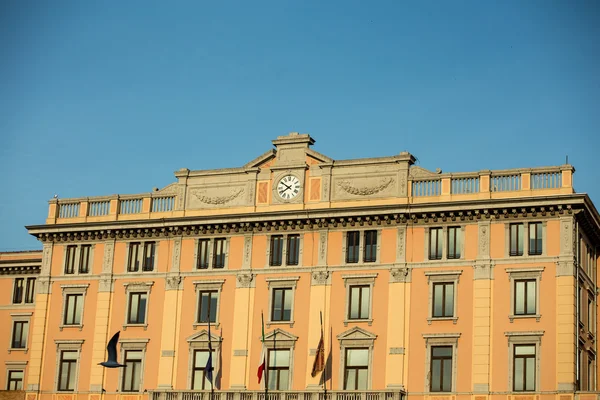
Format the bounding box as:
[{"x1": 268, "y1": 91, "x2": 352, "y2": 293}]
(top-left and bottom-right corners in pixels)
[
  {"x1": 336, "y1": 177, "x2": 394, "y2": 196},
  {"x1": 191, "y1": 188, "x2": 245, "y2": 205}
]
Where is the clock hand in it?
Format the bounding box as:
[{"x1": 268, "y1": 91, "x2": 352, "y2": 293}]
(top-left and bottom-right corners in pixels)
[{"x1": 282, "y1": 183, "x2": 292, "y2": 191}]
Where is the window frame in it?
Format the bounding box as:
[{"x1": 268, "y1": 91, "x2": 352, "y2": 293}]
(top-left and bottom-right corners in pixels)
[
  {"x1": 363, "y1": 230, "x2": 378, "y2": 263},
  {"x1": 265, "y1": 234, "x2": 304, "y2": 268},
  {"x1": 121, "y1": 349, "x2": 144, "y2": 392},
  {"x1": 528, "y1": 222, "x2": 543, "y2": 256},
  {"x1": 424, "y1": 226, "x2": 466, "y2": 262},
  {"x1": 62, "y1": 244, "x2": 95, "y2": 275},
  {"x1": 446, "y1": 226, "x2": 462, "y2": 260},
  {"x1": 186, "y1": 329, "x2": 222, "y2": 390},
  {"x1": 506, "y1": 221, "x2": 547, "y2": 258},
  {"x1": 6, "y1": 367, "x2": 25, "y2": 390},
  {"x1": 341, "y1": 229, "x2": 382, "y2": 265},
  {"x1": 506, "y1": 268, "x2": 544, "y2": 322},
  {"x1": 126, "y1": 241, "x2": 158, "y2": 273},
  {"x1": 430, "y1": 345, "x2": 453, "y2": 392},
  {"x1": 191, "y1": 348, "x2": 216, "y2": 390},
  {"x1": 12, "y1": 277, "x2": 36, "y2": 305},
  {"x1": 266, "y1": 348, "x2": 292, "y2": 390},
  {"x1": 342, "y1": 274, "x2": 377, "y2": 326},
  {"x1": 429, "y1": 227, "x2": 443, "y2": 260},
  {"x1": 426, "y1": 271, "x2": 462, "y2": 324},
  {"x1": 422, "y1": 333, "x2": 460, "y2": 393},
  {"x1": 10, "y1": 320, "x2": 28, "y2": 350},
  {"x1": 193, "y1": 280, "x2": 225, "y2": 329},
  {"x1": 512, "y1": 344, "x2": 536, "y2": 392},
  {"x1": 505, "y1": 331, "x2": 543, "y2": 393},
  {"x1": 123, "y1": 282, "x2": 153, "y2": 330},
  {"x1": 337, "y1": 327, "x2": 376, "y2": 390},
  {"x1": 117, "y1": 339, "x2": 149, "y2": 393},
  {"x1": 514, "y1": 279, "x2": 536, "y2": 316},
  {"x1": 266, "y1": 277, "x2": 299, "y2": 328},
  {"x1": 59, "y1": 285, "x2": 89, "y2": 331},
  {"x1": 54, "y1": 340, "x2": 83, "y2": 392},
  {"x1": 260, "y1": 329, "x2": 298, "y2": 391},
  {"x1": 8, "y1": 313, "x2": 32, "y2": 353},
  {"x1": 194, "y1": 237, "x2": 230, "y2": 270},
  {"x1": 343, "y1": 347, "x2": 369, "y2": 390},
  {"x1": 196, "y1": 290, "x2": 218, "y2": 324}
]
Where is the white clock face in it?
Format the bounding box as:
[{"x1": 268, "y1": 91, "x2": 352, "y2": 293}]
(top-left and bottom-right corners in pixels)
[{"x1": 277, "y1": 175, "x2": 301, "y2": 200}]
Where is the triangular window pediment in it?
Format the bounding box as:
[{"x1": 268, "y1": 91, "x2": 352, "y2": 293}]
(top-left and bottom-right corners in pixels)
[
  {"x1": 337, "y1": 326, "x2": 377, "y2": 342},
  {"x1": 186, "y1": 329, "x2": 221, "y2": 344}
]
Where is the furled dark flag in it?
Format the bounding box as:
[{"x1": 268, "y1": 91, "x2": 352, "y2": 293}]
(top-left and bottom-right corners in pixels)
[{"x1": 205, "y1": 319, "x2": 214, "y2": 384}]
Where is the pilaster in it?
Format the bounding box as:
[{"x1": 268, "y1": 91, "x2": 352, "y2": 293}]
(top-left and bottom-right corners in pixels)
[
  {"x1": 306, "y1": 270, "x2": 332, "y2": 389},
  {"x1": 90, "y1": 241, "x2": 115, "y2": 391},
  {"x1": 26, "y1": 242, "x2": 53, "y2": 391},
  {"x1": 230, "y1": 273, "x2": 256, "y2": 389},
  {"x1": 385, "y1": 266, "x2": 409, "y2": 390}
]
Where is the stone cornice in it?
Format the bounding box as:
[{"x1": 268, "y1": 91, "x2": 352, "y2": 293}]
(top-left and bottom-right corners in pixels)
[
  {"x1": 0, "y1": 265, "x2": 41, "y2": 275},
  {"x1": 26, "y1": 194, "x2": 599, "y2": 244}
]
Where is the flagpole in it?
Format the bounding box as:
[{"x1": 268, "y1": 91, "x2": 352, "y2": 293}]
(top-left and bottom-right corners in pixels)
[
  {"x1": 321, "y1": 311, "x2": 326, "y2": 400},
  {"x1": 263, "y1": 311, "x2": 268, "y2": 400},
  {"x1": 208, "y1": 319, "x2": 214, "y2": 400}
]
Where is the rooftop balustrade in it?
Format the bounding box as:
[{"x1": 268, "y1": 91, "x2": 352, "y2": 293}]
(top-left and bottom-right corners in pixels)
[
  {"x1": 149, "y1": 390, "x2": 404, "y2": 400},
  {"x1": 46, "y1": 164, "x2": 574, "y2": 225}
]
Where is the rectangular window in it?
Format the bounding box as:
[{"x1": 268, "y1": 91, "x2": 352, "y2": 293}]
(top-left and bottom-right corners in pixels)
[
  {"x1": 271, "y1": 288, "x2": 292, "y2": 322},
  {"x1": 11, "y1": 321, "x2": 28, "y2": 349},
  {"x1": 286, "y1": 235, "x2": 300, "y2": 266},
  {"x1": 64, "y1": 294, "x2": 83, "y2": 325},
  {"x1": 269, "y1": 236, "x2": 283, "y2": 266},
  {"x1": 528, "y1": 223, "x2": 543, "y2": 255},
  {"x1": 346, "y1": 231, "x2": 360, "y2": 263},
  {"x1": 122, "y1": 350, "x2": 143, "y2": 392},
  {"x1": 267, "y1": 349, "x2": 290, "y2": 390},
  {"x1": 196, "y1": 239, "x2": 210, "y2": 269},
  {"x1": 429, "y1": 228, "x2": 443, "y2": 260},
  {"x1": 65, "y1": 245, "x2": 76, "y2": 274},
  {"x1": 514, "y1": 280, "x2": 536, "y2": 315},
  {"x1": 513, "y1": 344, "x2": 535, "y2": 391},
  {"x1": 7, "y1": 370, "x2": 24, "y2": 390},
  {"x1": 447, "y1": 227, "x2": 461, "y2": 259},
  {"x1": 588, "y1": 356, "x2": 594, "y2": 391},
  {"x1": 142, "y1": 242, "x2": 155, "y2": 271},
  {"x1": 25, "y1": 277, "x2": 36, "y2": 303},
  {"x1": 363, "y1": 230, "x2": 377, "y2": 263},
  {"x1": 510, "y1": 224, "x2": 524, "y2": 256},
  {"x1": 344, "y1": 348, "x2": 368, "y2": 390},
  {"x1": 79, "y1": 245, "x2": 91, "y2": 273},
  {"x1": 127, "y1": 293, "x2": 148, "y2": 324},
  {"x1": 197, "y1": 290, "x2": 218, "y2": 323},
  {"x1": 589, "y1": 298, "x2": 594, "y2": 333},
  {"x1": 57, "y1": 350, "x2": 78, "y2": 391},
  {"x1": 127, "y1": 242, "x2": 141, "y2": 272},
  {"x1": 430, "y1": 346, "x2": 452, "y2": 392},
  {"x1": 212, "y1": 238, "x2": 226, "y2": 268},
  {"x1": 12, "y1": 278, "x2": 24, "y2": 304},
  {"x1": 432, "y1": 283, "x2": 454, "y2": 318},
  {"x1": 192, "y1": 349, "x2": 214, "y2": 390},
  {"x1": 348, "y1": 285, "x2": 370, "y2": 320}
]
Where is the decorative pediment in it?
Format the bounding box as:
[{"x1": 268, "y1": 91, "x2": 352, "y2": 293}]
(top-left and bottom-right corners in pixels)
[
  {"x1": 263, "y1": 328, "x2": 299, "y2": 342},
  {"x1": 306, "y1": 149, "x2": 333, "y2": 164},
  {"x1": 243, "y1": 150, "x2": 277, "y2": 169},
  {"x1": 337, "y1": 326, "x2": 377, "y2": 342},
  {"x1": 186, "y1": 329, "x2": 222, "y2": 343},
  {"x1": 409, "y1": 166, "x2": 440, "y2": 179},
  {"x1": 156, "y1": 182, "x2": 178, "y2": 194}
]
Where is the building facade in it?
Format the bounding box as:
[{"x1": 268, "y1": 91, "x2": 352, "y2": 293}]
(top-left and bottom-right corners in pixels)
[{"x1": 1, "y1": 133, "x2": 599, "y2": 400}]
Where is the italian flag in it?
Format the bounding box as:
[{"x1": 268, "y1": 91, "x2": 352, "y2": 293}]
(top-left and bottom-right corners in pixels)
[{"x1": 257, "y1": 312, "x2": 266, "y2": 386}]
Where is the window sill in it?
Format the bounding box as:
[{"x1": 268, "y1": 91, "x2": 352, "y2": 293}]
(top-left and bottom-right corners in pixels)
[
  {"x1": 123, "y1": 323, "x2": 148, "y2": 331},
  {"x1": 427, "y1": 317, "x2": 458, "y2": 325},
  {"x1": 193, "y1": 322, "x2": 220, "y2": 330},
  {"x1": 509, "y1": 314, "x2": 541, "y2": 323},
  {"x1": 59, "y1": 324, "x2": 83, "y2": 331},
  {"x1": 344, "y1": 318, "x2": 373, "y2": 327},
  {"x1": 7, "y1": 348, "x2": 28, "y2": 354},
  {"x1": 266, "y1": 320, "x2": 295, "y2": 328}
]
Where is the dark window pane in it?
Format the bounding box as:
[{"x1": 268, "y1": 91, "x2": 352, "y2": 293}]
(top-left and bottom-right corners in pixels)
[
  {"x1": 65, "y1": 245, "x2": 76, "y2": 274},
  {"x1": 213, "y1": 238, "x2": 226, "y2": 268},
  {"x1": 429, "y1": 228, "x2": 442, "y2": 260},
  {"x1": 13, "y1": 278, "x2": 24, "y2": 304},
  {"x1": 79, "y1": 245, "x2": 91, "y2": 273},
  {"x1": 363, "y1": 231, "x2": 377, "y2": 262},
  {"x1": 270, "y1": 236, "x2": 283, "y2": 266},
  {"x1": 197, "y1": 239, "x2": 210, "y2": 269},
  {"x1": 128, "y1": 243, "x2": 140, "y2": 272},
  {"x1": 142, "y1": 242, "x2": 155, "y2": 271},
  {"x1": 286, "y1": 235, "x2": 300, "y2": 265},
  {"x1": 346, "y1": 231, "x2": 360, "y2": 263}
]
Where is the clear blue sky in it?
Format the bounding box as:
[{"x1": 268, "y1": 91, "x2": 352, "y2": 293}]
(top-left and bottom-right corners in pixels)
[{"x1": 1, "y1": 0, "x2": 598, "y2": 251}]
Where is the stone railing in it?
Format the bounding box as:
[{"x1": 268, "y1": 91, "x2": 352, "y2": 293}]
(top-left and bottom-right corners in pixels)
[
  {"x1": 149, "y1": 391, "x2": 403, "y2": 400},
  {"x1": 48, "y1": 193, "x2": 178, "y2": 224},
  {"x1": 409, "y1": 165, "x2": 574, "y2": 199},
  {"x1": 46, "y1": 165, "x2": 574, "y2": 223}
]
